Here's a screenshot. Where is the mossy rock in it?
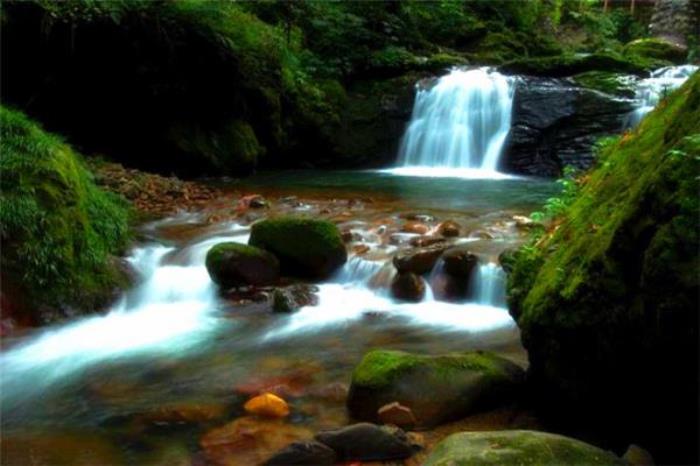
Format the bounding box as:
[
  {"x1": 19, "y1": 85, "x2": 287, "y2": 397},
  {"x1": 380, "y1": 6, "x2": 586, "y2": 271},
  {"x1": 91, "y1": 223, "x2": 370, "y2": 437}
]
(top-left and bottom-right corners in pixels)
[
  {"x1": 500, "y1": 52, "x2": 662, "y2": 78},
  {"x1": 347, "y1": 350, "x2": 524, "y2": 427},
  {"x1": 572, "y1": 71, "x2": 638, "y2": 98},
  {"x1": 0, "y1": 106, "x2": 131, "y2": 323},
  {"x1": 249, "y1": 217, "x2": 347, "y2": 279},
  {"x1": 506, "y1": 74, "x2": 700, "y2": 461},
  {"x1": 205, "y1": 242, "x2": 279, "y2": 288},
  {"x1": 424, "y1": 430, "x2": 624, "y2": 466},
  {"x1": 168, "y1": 119, "x2": 262, "y2": 175},
  {"x1": 623, "y1": 38, "x2": 687, "y2": 65}
]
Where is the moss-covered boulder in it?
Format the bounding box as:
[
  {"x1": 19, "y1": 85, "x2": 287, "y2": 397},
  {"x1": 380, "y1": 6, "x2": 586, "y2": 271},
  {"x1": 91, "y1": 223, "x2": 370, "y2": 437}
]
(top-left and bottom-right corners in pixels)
[
  {"x1": 0, "y1": 106, "x2": 130, "y2": 323},
  {"x1": 506, "y1": 73, "x2": 700, "y2": 462},
  {"x1": 205, "y1": 242, "x2": 279, "y2": 288},
  {"x1": 623, "y1": 38, "x2": 687, "y2": 65},
  {"x1": 249, "y1": 217, "x2": 347, "y2": 279},
  {"x1": 347, "y1": 350, "x2": 524, "y2": 427},
  {"x1": 572, "y1": 71, "x2": 637, "y2": 98},
  {"x1": 500, "y1": 52, "x2": 662, "y2": 78},
  {"x1": 424, "y1": 431, "x2": 624, "y2": 466}
]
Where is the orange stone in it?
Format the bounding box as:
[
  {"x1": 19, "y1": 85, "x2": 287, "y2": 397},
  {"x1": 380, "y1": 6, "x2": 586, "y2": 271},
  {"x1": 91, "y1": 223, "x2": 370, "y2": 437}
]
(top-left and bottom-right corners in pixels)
[
  {"x1": 243, "y1": 392, "x2": 290, "y2": 418},
  {"x1": 378, "y1": 401, "x2": 417, "y2": 428}
]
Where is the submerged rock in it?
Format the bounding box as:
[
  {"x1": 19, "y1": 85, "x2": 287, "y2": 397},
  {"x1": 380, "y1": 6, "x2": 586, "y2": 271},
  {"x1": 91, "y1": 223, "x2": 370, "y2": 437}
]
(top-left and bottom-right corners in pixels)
[
  {"x1": 437, "y1": 220, "x2": 461, "y2": 237},
  {"x1": 390, "y1": 272, "x2": 426, "y2": 302},
  {"x1": 315, "y1": 423, "x2": 418, "y2": 461},
  {"x1": 424, "y1": 430, "x2": 624, "y2": 465},
  {"x1": 264, "y1": 440, "x2": 336, "y2": 465},
  {"x1": 347, "y1": 350, "x2": 524, "y2": 427},
  {"x1": 272, "y1": 284, "x2": 319, "y2": 313},
  {"x1": 243, "y1": 392, "x2": 290, "y2": 418},
  {"x1": 206, "y1": 242, "x2": 279, "y2": 288},
  {"x1": 378, "y1": 401, "x2": 417, "y2": 429},
  {"x1": 249, "y1": 217, "x2": 347, "y2": 279}
]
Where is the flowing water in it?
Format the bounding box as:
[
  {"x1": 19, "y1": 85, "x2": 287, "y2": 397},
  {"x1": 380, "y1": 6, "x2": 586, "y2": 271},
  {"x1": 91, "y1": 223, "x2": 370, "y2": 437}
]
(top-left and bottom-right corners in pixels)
[
  {"x1": 392, "y1": 67, "x2": 515, "y2": 177},
  {"x1": 0, "y1": 171, "x2": 557, "y2": 464},
  {"x1": 627, "y1": 64, "x2": 699, "y2": 126}
]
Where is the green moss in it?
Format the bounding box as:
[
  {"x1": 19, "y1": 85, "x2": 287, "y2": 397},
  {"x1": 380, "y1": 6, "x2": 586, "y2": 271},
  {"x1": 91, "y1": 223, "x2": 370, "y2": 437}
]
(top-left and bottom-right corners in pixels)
[
  {"x1": 506, "y1": 73, "x2": 700, "y2": 458},
  {"x1": 205, "y1": 241, "x2": 278, "y2": 288},
  {"x1": 623, "y1": 38, "x2": 687, "y2": 65},
  {"x1": 248, "y1": 216, "x2": 347, "y2": 279},
  {"x1": 424, "y1": 431, "x2": 624, "y2": 466},
  {"x1": 501, "y1": 51, "x2": 663, "y2": 77},
  {"x1": 0, "y1": 106, "x2": 131, "y2": 319},
  {"x1": 572, "y1": 71, "x2": 637, "y2": 98},
  {"x1": 352, "y1": 349, "x2": 506, "y2": 388}
]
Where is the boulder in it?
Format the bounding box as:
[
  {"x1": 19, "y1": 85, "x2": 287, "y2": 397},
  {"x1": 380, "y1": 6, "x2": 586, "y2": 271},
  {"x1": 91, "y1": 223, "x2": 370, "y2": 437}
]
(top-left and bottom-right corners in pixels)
[
  {"x1": 272, "y1": 284, "x2": 319, "y2": 313},
  {"x1": 623, "y1": 38, "x2": 687, "y2": 65},
  {"x1": 442, "y1": 247, "x2": 479, "y2": 278},
  {"x1": 401, "y1": 221, "x2": 430, "y2": 235},
  {"x1": 378, "y1": 402, "x2": 417, "y2": 429},
  {"x1": 390, "y1": 272, "x2": 426, "y2": 302},
  {"x1": 429, "y1": 269, "x2": 470, "y2": 302},
  {"x1": 423, "y1": 430, "x2": 625, "y2": 465},
  {"x1": 265, "y1": 440, "x2": 336, "y2": 466},
  {"x1": 205, "y1": 242, "x2": 280, "y2": 288},
  {"x1": 622, "y1": 444, "x2": 655, "y2": 466},
  {"x1": 393, "y1": 243, "x2": 449, "y2": 275},
  {"x1": 347, "y1": 350, "x2": 524, "y2": 427},
  {"x1": 249, "y1": 217, "x2": 347, "y2": 279},
  {"x1": 315, "y1": 423, "x2": 418, "y2": 461},
  {"x1": 437, "y1": 220, "x2": 461, "y2": 237},
  {"x1": 502, "y1": 75, "x2": 635, "y2": 176}
]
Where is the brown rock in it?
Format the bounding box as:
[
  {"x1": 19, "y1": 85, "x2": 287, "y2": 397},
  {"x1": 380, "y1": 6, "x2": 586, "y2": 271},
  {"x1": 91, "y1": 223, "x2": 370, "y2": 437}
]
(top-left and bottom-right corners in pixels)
[
  {"x1": 378, "y1": 402, "x2": 417, "y2": 429},
  {"x1": 393, "y1": 243, "x2": 449, "y2": 275},
  {"x1": 390, "y1": 273, "x2": 426, "y2": 302},
  {"x1": 244, "y1": 393, "x2": 290, "y2": 418},
  {"x1": 437, "y1": 220, "x2": 461, "y2": 237},
  {"x1": 442, "y1": 247, "x2": 479, "y2": 278},
  {"x1": 409, "y1": 236, "x2": 447, "y2": 248},
  {"x1": 401, "y1": 221, "x2": 430, "y2": 235}
]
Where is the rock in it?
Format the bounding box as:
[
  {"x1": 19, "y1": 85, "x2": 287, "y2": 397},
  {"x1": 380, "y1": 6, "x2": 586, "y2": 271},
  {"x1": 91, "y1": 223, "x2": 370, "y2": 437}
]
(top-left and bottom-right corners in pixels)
[
  {"x1": 623, "y1": 444, "x2": 655, "y2": 466},
  {"x1": 352, "y1": 244, "x2": 370, "y2": 255},
  {"x1": 401, "y1": 213, "x2": 436, "y2": 222},
  {"x1": 390, "y1": 272, "x2": 426, "y2": 302},
  {"x1": 265, "y1": 440, "x2": 336, "y2": 466},
  {"x1": 249, "y1": 217, "x2": 347, "y2": 279},
  {"x1": 315, "y1": 423, "x2": 418, "y2": 461},
  {"x1": 623, "y1": 38, "x2": 687, "y2": 65},
  {"x1": 347, "y1": 350, "x2": 524, "y2": 427},
  {"x1": 437, "y1": 220, "x2": 460, "y2": 237},
  {"x1": 1, "y1": 431, "x2": 125, "y2": 466},
  {"x1": 201, "y1": 417, "x2": 312, "y2": 466},
  {"x1": 393, "y1": 243, "x2": 449, "y2": 275},
  {"x1": 238, "y1": 194, "x2": 268, "y2": 210},
  {"x1": 205, "y1": 242, "x2": 280, "y2": 288},
  {"x1": 497, "y1": 248, "x2": 518, "y2": 275},
  {"x1": 468, "y1": 230, "x2": 494, "y2": 239},
  {"x1": 503, "y1": 75, "x2": 636, "y2": 176},
  {"x1": 401, "y1": 221, "x2": 430, "y2": 235},
  {"x1": 243, "y1": 393, "x2": 290, "y2": 418},
  {"x1": 272, "y1": 284, "x2": 319, "y2": 313},
  {"x1": 378, "y1": 402, "x2": 416, "y2": 429},
  {"x1": 409, "y1": 236, "x2": 447, "y2": 248},
  {"x1": 131, "y1": 402, "x2": 228, "y2": 428},
  {"x1": 512, "y1": 215, "x2": 537, "y2": 229},
  {"x1": 442, "y1": 246, "x2": 479, "y2": 278},
  {"x1": 423, "y1": 430, "x2": 625, "y2": 465},
  {"x1": 429, "y1": 269, "x2": 470, "y2": 302}
]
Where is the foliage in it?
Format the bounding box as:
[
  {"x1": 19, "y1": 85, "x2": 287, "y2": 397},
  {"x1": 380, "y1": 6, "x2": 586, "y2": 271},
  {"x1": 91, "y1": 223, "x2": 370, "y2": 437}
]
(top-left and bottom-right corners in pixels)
[
  {"x1": 0, "y1": 106, "x2": 131, "y2": 318},
  {"x1": 530, "y1": 166, "x2": 581, "y2": 223}
]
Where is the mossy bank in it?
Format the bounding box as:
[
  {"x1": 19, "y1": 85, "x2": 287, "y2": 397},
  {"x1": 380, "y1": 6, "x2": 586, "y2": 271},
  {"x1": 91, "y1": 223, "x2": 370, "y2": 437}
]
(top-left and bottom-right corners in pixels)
[
  {"x1": 506, "y1": 72, "x2": 700, "y2": 462},
  {"x1": 0, "y1": 107, "x2": 131, "y2": 324}
]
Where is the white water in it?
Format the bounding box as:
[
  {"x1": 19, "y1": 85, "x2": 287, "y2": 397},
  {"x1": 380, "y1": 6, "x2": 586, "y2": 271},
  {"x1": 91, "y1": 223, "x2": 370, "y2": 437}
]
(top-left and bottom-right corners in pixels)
[
  {"x1": 264, "y1": 256, "x2": 513, "y2": 339},
  {"x1": 628, "y1": 65, "x2": 698, "y2": 126},
  {"x1": 393, "y1": 67, "x2": 515, "y2": 177}
]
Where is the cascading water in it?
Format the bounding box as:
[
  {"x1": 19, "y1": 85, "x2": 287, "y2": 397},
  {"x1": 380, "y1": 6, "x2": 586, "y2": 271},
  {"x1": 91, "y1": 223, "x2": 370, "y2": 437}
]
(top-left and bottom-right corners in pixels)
[
  {"x1": 627, "y1": 65, "x2": 698, "y2": 126},
  {"x1": 392, "y1": 67, "x2": 515, "y2": 177}
]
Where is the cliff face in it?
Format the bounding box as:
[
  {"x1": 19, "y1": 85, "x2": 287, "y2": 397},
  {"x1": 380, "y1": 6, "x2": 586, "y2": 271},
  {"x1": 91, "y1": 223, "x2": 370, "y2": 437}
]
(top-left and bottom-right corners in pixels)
[{"x1": 506, "y1": 72, "x2": 699, "y2": 463}]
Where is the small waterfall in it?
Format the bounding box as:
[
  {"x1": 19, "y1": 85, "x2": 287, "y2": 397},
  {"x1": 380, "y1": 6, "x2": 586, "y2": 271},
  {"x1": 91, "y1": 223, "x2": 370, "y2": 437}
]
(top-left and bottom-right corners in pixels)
[
  {"x1": 628, "y1": 65, "x2": 698, "y2": 126},
  {"x1": 471, "y1": 262, "x2": 507, "y2": 308},
  {"x1": 396, "y1": 67, "x2": 515, "y2": 173},
  {"x1": 333, "y1": 256, "x2": 385, "y2": 285}
]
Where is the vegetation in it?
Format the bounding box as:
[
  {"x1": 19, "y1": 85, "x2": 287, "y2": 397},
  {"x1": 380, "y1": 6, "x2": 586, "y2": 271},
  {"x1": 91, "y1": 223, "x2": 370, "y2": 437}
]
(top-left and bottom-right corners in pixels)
[
  {"x1": 0, "y1": 106, "x2": 130, "y2": 322},
  {"x1": 506, "y1": 73, "x2": 700, "y2": 461}
]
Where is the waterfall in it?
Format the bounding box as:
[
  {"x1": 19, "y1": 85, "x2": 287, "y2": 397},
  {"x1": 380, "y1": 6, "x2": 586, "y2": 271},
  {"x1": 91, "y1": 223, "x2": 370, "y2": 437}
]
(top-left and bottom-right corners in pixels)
[
  {"x1": 472, "y1": 262, "x2": 507, "y2": 308},
  {"x1": 395, "y1": 67, "x2": 515, "y2": 174},
  {"x1": 628, "y1": 65, "x2": 698, "y2": 126}
]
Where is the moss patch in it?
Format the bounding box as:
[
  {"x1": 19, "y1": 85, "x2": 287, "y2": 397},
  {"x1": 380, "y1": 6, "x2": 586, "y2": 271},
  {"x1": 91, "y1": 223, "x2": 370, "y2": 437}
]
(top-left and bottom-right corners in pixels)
[
  {"x1": 424, "y1": 430, "x2": 624, "y2": 466},
  {"x1": 0, "y1": 106, "x2": 131, "y2": 322},
  {"x1": 500, "y1": 51, "x2": 663, "y2": 77},
  {"x1": 623, "y1": 38, "x2": 687, "y2": 65},
  {"x1": 248, "y1": 216, "x2": 347, "y2": 279},
  {"x1": 572, "y1": 71, "x2": 637, "y2": 98},
  {"x1": 205, "y1": 242, "x2": 279, "y2": 288},
  {"x1": 506, "y1": 73, "x2": 700, "y2": 461}
]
